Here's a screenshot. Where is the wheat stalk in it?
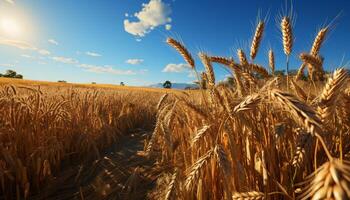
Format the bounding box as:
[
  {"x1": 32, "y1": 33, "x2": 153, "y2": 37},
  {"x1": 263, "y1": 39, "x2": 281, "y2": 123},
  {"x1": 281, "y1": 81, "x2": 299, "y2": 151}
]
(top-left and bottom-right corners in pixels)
[
  {"x1": 250, "y1": 21, "x2": 265, "y2": 60},
  {"x1": 191, "y1": 125, "x2": 212, "y2": 147},
  {"x1": 292, "y1": 132, "x2": 311, "y2": 168},
  {"x1": 210, "y1": 56, "x2": 234, "y2": 66},
  {"x1": 299, "y1": 53, "x2": 324, "y2": 80},
  {"x1": 268, "y1": 49, "x2": 275, "y2": 75},
  {"x1": 317, "y1": 68, "x2": 348, "y2": 123},
  {"x1": 164, "y1": 169, "x2": 178, "y2": 200},
  {"x1": 248, "y1": 63, "x2": 269, "y2": 78},
  {"x1": 281, "y1": 17, "x2": 293, "y2": 56},
  {"x1": 270, "y1": 89, "x2": 322, "y2": 135},
  {"x1": 310, "y1": 27, "x2": 328, "y2": 56},
  {"x1": 198, "y1": 52, "x2": 215, "y2": 88},
  {"x1": 237, "y1": 49, "x2": 249, "y2": 67},
  {"x1": 232, "y1": 191, "x2": 265, "y2": 199},
  {"x1": 290, "y1": 79, "x2": 308, "y2": 102},
  {"x1": 185, "y1": 148, "x2": 215, "y2": 190},
  {"x1": 296, "y1": 63, "x2": 307, "y2": 80},
  {"x1": 233, "y1": 93, "x2": 261, "y2": 113},
  {"x1": 156, "y1": 93, "x2": 169, "y2": 110},
  {"x1": 298, "y1": 159, "x2": 350, "y2": 200},
  {"x1": 166, "y1": 37, "x2": 195, "y2": 68}
]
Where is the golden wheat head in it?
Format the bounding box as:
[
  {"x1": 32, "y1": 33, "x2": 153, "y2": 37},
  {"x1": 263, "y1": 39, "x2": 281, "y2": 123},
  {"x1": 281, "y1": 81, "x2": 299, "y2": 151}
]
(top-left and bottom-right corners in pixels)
[
  {"x1": 167, "y1": 37, "x2": 195, "y2": 68},
  {"x1": 281, "y1": 17, "x2": 293, "y2": 56},
  {"x1": 250, "y1": 21, "x2": 265, "y2": 60}
]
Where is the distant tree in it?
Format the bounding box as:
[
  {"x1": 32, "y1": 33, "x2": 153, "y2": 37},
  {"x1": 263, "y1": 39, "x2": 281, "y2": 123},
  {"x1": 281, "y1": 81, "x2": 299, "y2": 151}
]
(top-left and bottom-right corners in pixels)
[
  {"x1": 14, "y1": 74, "x2": 23, "y2": 79},
  {"x1": 91, "y1": 82, "x2": 96, "y2": 84},
  {"x1": 289, "y1": 69, "x2": 298, "y2": 76},
  {"x1": 275, "y1": 70, "x2": 285, "y2": 77},
  {"x1": 1, "y1": 70, "x2": 23, "y2": 79},
  {"x1": 163, "y1": 80, "x2": 172, "y2": 89},
  {"x1": 225, "y1": 76, "x2": 235, "y2": 86},
  {"x1": 4, "y1": 70, "x2": 16, "y2": 78},
  {"x1": 58, "y1": 80, "x2": 67, "y2": 83},
  {"x1": 120, "y1": 82, "x2": 125, "y2": 86}
]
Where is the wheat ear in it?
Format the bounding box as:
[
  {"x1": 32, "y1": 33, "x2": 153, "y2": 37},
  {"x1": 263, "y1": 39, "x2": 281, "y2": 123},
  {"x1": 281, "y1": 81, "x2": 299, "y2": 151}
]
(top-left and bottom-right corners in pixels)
[
  {"x1": 232, "y1": 191, "x2": 265, "y2": 199},
  {"x1": 191, "y1": 125, "x2": 212, "y2": 147},
  {"x1": 164, "y1": 169, "x2": 178, "y2": 200},
  {"x1": 270, "y1": 89, "x2": 322, "y2": 135},
  {"x1": 185, "y1": 148, "x2": 215, "y2": 190},
  {"x1": 167, "y1": 37, "x2": 195, "y2": 68},
  {"x1": 290, "y1": 79, "x2": 308, "y2": 102},
  {"x1": 310, "y1": 27, "x2": 328, "y2": 56},
  {"x1": 198, "y1": 52, "x2": 215, "y2": 88},
  {"x1": 317, "y1": 68, "x2": 348, "y2": 123},
  {"x1": 298, "y1": 159, "x2": 350, "y2": 200},
  {"x1": 233, "y1": 93, "x2": 261, "y2": 113},
  {"x1": 248, "y1": 63, "x2": 269, "y2": 78},
  {"x1": 281, "y1": 17, "x2": 293, "y2": 56},
  {"x1": 250, "y1": 21, "x2": 265, "y2": 60},
  {"x1": 237, "y1": 49, "x2": 249, "y2": 67},
  {"x1": 209, "y1": 56, "x2": 234, "y2": 66},
  {"x1": 268, "y1": 49, "x2": 275, "y2": 75}
]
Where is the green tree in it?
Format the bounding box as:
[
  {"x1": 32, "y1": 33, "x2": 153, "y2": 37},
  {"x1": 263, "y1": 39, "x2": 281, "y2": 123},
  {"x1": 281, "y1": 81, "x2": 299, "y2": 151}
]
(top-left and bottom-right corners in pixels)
[
  {"x1": 163, "y1": 80, "x2": 172, "y2": 89},
  {"x1": 274, "y1": 70, "x2": 285, "y2": 76},
  {"x1": 1, "y1": 70, "x2": 23, "y2": 79},
  {"x1": 14, "y1": 74, "x2": 23, "y2": 79},
  {"x1": 225, "y1": 76, "x2": 235, "y2": 86}
]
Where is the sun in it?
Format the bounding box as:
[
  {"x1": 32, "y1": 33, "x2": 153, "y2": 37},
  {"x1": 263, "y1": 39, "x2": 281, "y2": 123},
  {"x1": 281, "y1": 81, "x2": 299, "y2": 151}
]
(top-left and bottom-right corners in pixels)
[{"x1": 1, "y1": 18, "x2": 21, "y2": 38}]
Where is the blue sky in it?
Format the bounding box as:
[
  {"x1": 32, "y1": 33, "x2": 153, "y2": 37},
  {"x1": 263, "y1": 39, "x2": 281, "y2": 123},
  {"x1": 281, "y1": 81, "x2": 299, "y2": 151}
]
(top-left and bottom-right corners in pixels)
[{"x1": 0, "y1": 0, "x2": 349, "y2": 86}]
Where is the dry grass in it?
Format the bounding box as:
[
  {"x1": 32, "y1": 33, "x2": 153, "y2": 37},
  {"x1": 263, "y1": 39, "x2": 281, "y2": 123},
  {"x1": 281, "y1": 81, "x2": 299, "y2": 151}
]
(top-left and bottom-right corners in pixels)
[
  {"x1": 0, "y1": 80, "x2": 186, "y2": 199},
  {"x1": 148, "y1": 17, "x2": 350, "y2": 200}
]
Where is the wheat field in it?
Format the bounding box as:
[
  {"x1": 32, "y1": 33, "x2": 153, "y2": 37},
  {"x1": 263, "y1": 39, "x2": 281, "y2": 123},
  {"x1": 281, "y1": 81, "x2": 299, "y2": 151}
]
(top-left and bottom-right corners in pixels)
[{"x1": 1, "y1": 10, "x2": 350, "y2": 200}]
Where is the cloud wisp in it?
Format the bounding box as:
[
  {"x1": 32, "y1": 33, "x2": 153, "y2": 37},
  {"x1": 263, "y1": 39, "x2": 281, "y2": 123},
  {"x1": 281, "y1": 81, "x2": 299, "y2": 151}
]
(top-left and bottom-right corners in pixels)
[
  {"x1": 48, "y1": 39, "x2": 59, "y2": 45},
  {"x1": 79, "y1": 64, "x2": 136, "y2": 75},
  {"x1": 52, "y1": 56, "x2": 79, "y2": 64},
  {"x1": 162, "y1": 63, "x2": 190, "y2": 73},
  {"x1": 125, "y1": 58, "x2": 144, "y2": 65},
  {"x1": 85, "y1": 51, "x2": 102, "y2": 57},
  {"x1": 124, "y1": 0, "x2": 172, "y2": 37}
]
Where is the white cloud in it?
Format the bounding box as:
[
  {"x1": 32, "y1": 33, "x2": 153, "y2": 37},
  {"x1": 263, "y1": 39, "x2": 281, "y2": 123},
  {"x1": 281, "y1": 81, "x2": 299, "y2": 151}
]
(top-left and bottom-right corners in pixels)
[
  {"x1": 124, "y1": 0, "x2": 171, "y2": 37},
  {"x1": 125, "y1": 13, "x2": 129, "y2": 17},
  {"x1": 0, "y1": 38, "x2": 36, "y2": 50},
  {"x1": 4, "y1": 0, "x2": 14, "y2": 4},
  {"x1": 165, "y1": 24, "x2": 172, "y2": 30},
  {"x1": 48, "y1": 39, "x2": 59, "y2": 45},
  {"x1": 125, "y1": 58, "x2": 144, "y2": 65},
  {"x1": 79, "y1": 64, "x2": 136, "y2": 75},
  {"x1": 85, "y1": 51, "x2": 102, "y2": 57},
  {"x1": 52, "y1": 56, "x2": 79, "y2": 64},
  {"x1": 38, "y1": 49, "x2": 51, "y2": 55},
  {"x1": 136, "y1": 38, "x2": 142, "y2": 42},
  {"x1": 162, "y1": 63, "x2": 190, "y2": 73}
]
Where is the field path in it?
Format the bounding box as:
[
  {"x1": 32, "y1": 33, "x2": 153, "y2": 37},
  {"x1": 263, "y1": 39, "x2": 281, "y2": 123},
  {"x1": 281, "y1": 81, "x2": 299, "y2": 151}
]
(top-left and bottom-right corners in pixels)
[{"x1": 33, "y1": 129, "x2": 161, "y2": 200}]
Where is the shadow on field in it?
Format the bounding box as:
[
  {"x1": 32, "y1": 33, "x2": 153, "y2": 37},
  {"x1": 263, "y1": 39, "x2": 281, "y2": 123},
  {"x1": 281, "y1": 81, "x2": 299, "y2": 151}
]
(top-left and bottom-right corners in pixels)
[{"x1": 32, "y1": 129, "x2": 163, "y2": 200}]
